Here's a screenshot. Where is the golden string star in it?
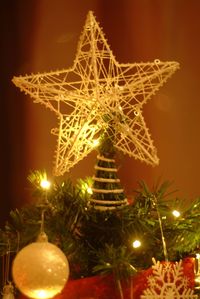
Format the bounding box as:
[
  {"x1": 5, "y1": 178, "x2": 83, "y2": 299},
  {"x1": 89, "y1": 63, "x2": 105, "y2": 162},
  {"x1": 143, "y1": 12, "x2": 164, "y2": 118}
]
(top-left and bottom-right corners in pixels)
[{"x1": 13, "y1": 11, "x2": 179, "y2": 176}]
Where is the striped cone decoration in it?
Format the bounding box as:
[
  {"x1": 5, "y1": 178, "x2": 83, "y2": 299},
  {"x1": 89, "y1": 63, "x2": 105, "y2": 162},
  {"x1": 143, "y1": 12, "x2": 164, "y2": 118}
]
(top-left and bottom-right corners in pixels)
[{"x1": 89, "y1": 154, "x2": 128, "y2": 210}]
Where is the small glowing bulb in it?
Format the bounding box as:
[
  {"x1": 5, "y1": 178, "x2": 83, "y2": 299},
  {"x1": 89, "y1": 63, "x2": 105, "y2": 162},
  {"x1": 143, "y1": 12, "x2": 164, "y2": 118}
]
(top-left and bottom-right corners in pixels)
[
  {"x1": 172, "y1": 210, "x2": 180, "y2": 218},
  {"x1": 87, "y1": 186, "x2": 93, "y2": 194},
  {"x1": 93, "y1": 139, "x2": 99, "y2": 147},
  {"x1": 196, "y1": 253, "x2": 200, "y2": 259},
  {"x1": 40, "y1": 179, "x2": 51, "y2": 190},
  {"x1": 132, "y1": 240, "x2": 141, "y2": 248}
]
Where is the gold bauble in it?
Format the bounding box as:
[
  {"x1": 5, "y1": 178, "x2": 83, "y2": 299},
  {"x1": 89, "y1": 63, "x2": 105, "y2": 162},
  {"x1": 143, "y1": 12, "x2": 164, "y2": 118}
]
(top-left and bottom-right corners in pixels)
[{"x1": 12, "y1": 238, "x2": 69, "y2": 299}]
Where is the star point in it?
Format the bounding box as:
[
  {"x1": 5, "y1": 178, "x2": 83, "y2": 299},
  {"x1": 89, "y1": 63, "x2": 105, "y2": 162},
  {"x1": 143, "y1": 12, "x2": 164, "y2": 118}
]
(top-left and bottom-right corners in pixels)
[{"x1": 13, "y1": 11, "x2": 179, "y2": 176}]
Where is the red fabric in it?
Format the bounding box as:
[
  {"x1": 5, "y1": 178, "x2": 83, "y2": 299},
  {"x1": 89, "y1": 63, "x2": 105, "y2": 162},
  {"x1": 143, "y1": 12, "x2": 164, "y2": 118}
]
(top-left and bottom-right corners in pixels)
[{"x1": 20, "y1": 258, "x2": 195, "y2": 299}]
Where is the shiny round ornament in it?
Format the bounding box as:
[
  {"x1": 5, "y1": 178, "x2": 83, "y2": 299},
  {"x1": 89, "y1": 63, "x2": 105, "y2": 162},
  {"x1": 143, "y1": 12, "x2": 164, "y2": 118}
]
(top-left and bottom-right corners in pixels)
[{"x1": 12, "y1": 237, "x2": 69, "y2": 299}]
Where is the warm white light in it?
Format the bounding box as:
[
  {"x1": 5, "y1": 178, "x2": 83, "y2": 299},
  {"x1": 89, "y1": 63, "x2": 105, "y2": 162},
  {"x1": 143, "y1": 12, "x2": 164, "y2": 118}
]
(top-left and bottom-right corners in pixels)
[
  {"x1": 132, "y1": 240, "x2": 141, "y2": 248},
  {"x1": 195, "y1": 276, "x2": 200, "y2": 284},
  {"x1": 196, "y1": 253, "x2": 200, "y2": 259},
  {"x1": 27, "y1": 287, "x2": 64, "y2": 299},
  {"x1": 172, "y1": 210, "x2": 180, "y2": 218},
  {"x1": 93, "y1": 139, "x2": 99, "y2": 147},
  {"x1": 87, "y1": 186, "x2": 93, "y2": 194},
  {"x1": 40, "y1": 179, "x2": 51, "y2": 190},
  {"x1": 35, "y1": 290, "x2": 50, "y2": 299}
]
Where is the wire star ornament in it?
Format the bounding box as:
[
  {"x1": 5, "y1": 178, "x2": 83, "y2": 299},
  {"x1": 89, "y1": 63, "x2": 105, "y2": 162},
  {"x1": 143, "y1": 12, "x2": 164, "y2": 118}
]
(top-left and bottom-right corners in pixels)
[{"x1": 13, "y1": 11, "x2": 179, "y2": 176}]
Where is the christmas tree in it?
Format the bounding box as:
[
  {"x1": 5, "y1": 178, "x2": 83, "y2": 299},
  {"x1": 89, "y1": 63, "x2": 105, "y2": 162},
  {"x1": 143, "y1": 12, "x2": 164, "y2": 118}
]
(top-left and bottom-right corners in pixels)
[{"x1": 1, "y1": 11, "x2": 200, "y2": 299}]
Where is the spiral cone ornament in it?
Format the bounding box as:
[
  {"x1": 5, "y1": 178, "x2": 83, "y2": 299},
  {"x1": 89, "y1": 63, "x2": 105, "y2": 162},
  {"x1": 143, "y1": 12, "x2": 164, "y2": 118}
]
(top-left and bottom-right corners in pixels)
[
  {"x1": 89, "y1": 135, "x2": 127, "y2": 210},
  {"x1": 90, "y1": 154, "x2": 127, "y2": 210}
]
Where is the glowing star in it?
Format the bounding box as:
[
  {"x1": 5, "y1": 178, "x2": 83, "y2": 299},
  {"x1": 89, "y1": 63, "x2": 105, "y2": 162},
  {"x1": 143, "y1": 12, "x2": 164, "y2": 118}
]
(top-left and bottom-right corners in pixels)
[
  {"x1": 141, "y1": 259, "x2": 197, "y2": 299},
  {"x1": 12, "y1": 11, "x2": 179, "y2": 176}
]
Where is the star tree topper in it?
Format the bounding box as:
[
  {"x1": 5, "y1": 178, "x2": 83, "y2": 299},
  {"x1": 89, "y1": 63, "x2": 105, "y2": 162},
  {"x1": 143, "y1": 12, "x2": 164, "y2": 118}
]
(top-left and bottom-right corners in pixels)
[{"x1": 13, "y1": 11, "x2": 179, "y2": 176}]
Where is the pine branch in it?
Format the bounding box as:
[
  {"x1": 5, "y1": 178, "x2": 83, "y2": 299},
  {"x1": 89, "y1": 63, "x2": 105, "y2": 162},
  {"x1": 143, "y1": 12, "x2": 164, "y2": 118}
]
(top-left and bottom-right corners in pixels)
[{"x1": 1, "y1": 172, "x2": 200, "y2": 280}]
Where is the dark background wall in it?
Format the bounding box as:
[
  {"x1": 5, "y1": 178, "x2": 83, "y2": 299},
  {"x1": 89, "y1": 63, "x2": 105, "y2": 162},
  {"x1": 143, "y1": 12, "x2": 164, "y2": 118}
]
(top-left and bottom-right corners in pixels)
[
  {"x1": 0, "y1": 1, "x2": 38, "y2": 225},
  {"x1": 1, "y1": 0, "x2": 200, "y2": 225}
]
